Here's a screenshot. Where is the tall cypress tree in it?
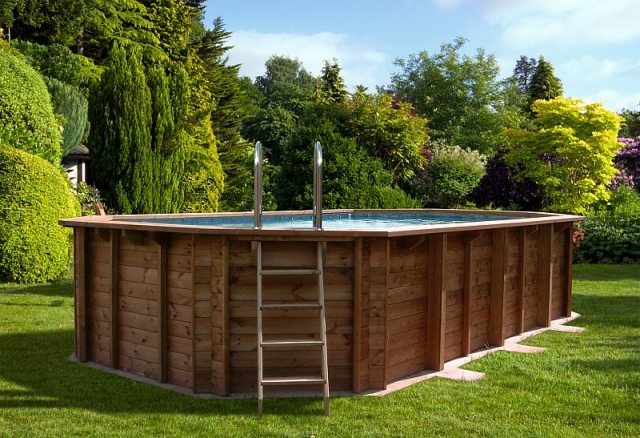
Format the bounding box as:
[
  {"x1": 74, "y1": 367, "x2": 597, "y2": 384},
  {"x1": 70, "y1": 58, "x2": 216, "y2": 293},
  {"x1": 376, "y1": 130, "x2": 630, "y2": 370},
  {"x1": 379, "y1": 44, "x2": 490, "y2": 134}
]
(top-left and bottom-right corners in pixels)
[
  {"x1": 89, "y1": 44, "x2": 153, "y2": 213},
  {"x1": 527, "y1": 56, "x2": 563, "y2": 111}
]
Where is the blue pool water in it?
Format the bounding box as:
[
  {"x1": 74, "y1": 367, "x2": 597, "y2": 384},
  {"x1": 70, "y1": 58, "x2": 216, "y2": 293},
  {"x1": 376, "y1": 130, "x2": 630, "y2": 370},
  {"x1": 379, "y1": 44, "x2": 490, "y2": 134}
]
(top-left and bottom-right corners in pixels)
[{"x1": 123, "y1": 212, "x2": 514, "y2": 230}]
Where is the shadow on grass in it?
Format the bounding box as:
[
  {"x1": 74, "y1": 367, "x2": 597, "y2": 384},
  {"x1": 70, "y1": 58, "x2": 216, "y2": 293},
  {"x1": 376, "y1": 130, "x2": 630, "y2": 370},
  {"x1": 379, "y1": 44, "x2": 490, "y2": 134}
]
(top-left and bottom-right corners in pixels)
[
  {"x1": 573, "y1": 293, "x2": 640, "y2": 329},
  {"x1": 0, "y1": 279, "x2": 73, "y2": 298},
  {"x1": 573, "y1": 263, "x2": 640, "y2": 282},
  {"x1": 0, "y1": 329, "x2": 322, "y2": 417}
]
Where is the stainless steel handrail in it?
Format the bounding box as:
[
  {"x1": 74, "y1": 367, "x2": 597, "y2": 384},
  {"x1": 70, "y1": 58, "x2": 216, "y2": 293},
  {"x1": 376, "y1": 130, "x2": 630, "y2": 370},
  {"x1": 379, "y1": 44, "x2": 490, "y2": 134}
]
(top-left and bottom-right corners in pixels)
[
  {"x1": 254, "y1": 141, "x2": 263, "y2": 229},
  {"x1": 313, "y1": 141, "x2": 323, "y2": 230}
]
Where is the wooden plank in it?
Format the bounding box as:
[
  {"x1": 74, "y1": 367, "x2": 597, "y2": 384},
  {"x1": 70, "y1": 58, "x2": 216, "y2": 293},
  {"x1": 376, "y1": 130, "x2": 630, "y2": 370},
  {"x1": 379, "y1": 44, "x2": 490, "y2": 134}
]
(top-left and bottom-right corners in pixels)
[
  {"x1": 490, "y1": 229, "x2": 507, "y2": 347},
  {"x1": 110, "y1": 229, "x2": 119, "y2": 369},
  {"x1": 537, "y1": 224, "x2": 553, "y2": 327},
  {"x1": 426, "y1": 233, "x2": 446, "y2": 371},
  {"x1": 353, "y1": 238, "x2": 362, "y2": 393}
]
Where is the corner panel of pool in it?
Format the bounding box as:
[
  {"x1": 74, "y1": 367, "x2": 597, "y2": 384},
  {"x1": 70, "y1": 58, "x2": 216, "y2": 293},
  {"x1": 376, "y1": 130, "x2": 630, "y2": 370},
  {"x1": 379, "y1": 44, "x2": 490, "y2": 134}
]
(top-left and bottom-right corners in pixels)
[{"x1": 69, "y1": 214, "x2": 578, "y2": 396}]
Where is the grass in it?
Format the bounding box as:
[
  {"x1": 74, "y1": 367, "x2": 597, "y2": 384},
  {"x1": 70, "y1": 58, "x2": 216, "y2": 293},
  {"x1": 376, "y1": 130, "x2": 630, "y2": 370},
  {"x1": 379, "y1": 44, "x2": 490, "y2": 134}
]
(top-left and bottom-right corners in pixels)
[{"x1": 0, "y1": 264, "x2": 639, "y2": 437}]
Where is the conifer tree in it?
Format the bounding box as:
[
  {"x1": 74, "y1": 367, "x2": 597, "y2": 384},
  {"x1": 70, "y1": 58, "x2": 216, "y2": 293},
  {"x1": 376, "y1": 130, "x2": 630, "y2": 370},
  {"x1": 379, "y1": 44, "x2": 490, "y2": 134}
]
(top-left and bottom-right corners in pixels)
[
  {"x1": 316, "y1": 59, "x2": 347, "y2": 104},
  {"x1": 527, "y1": 56, "x2": 563, "y2": 111},
  {"x1": 89, "y1": 44, "x2": 152, "y2": 213}
]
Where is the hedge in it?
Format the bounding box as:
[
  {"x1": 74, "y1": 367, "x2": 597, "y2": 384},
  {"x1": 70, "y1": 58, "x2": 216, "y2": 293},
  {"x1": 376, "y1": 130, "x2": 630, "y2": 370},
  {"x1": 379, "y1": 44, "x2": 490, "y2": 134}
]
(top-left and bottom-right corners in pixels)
[{"x1": 0, "y1": 144, "x2": 80, "y2": 283}]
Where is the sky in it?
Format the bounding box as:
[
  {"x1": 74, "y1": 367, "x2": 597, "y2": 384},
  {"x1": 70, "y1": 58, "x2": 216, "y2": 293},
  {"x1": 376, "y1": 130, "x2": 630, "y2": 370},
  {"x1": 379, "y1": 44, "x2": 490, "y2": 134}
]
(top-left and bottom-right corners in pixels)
[{"x1": 204, "y1": 0, "x2": 640, "y2": 112}]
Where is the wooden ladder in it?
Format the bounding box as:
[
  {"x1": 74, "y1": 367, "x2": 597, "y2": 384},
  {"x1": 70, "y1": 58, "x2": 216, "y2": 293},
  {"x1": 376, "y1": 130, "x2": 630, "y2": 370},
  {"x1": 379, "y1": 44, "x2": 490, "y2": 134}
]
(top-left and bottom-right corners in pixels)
[{"x1": 256, "y1": 241, "x2": 330, "y2": 416}]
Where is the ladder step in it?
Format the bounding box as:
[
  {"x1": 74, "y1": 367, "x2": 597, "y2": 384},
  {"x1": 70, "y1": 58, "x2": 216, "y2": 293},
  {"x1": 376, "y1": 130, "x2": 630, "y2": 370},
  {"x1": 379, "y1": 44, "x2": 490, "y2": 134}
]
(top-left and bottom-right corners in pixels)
[
  {"x1": 261, "y1": 303, "x2": 322, "y2": 310},
  {"x1": 261, "y1": 340, "x2": 324, "y2": 348},
  {"x1": 260, "y1": 269, "x2": 320, "y2": 276},
  {"x1": 261, "y1": 376, "x2": 325, "y2": 386}
]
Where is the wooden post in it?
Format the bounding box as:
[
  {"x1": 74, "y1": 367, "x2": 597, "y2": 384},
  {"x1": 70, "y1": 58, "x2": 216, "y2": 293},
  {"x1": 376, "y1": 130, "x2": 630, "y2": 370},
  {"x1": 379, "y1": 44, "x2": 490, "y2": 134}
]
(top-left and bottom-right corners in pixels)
[
  {"x1": 352, "y1": 238, "x2": 363, "y2": 393},
  {"x1": 516, "y1": 228, "x2": 526, "y2": 334},
  {"x1": 110, "y1": 229, "x2": 120, "y2": 369},
  {"x1": 537, "y1": 224, "x2": 553, "y2": 327},
  {"x1": 564, "y1": 223, "x2": 574, "y2": 317},
  {"x1": 490, "y1": 229, "x2": 507, "y2": 347},
  {"x1": 462, "y1": 233, "x2": 480, "y2": 356},
  {"x1": 157, "y1": 233, "x2": 168, "y2": 383},
  {"x1": 383, "y1": 239, "x2": 390, "y2": 388},
  {"x1": 222, "y1": 236, "x2": 230, "y2": 396},
  {"x1": 75, "y1": 227, "x2": 88, "y2": 362},
  {"x1": 426, "y1": 234, "x2": 446, "y2": 371}
]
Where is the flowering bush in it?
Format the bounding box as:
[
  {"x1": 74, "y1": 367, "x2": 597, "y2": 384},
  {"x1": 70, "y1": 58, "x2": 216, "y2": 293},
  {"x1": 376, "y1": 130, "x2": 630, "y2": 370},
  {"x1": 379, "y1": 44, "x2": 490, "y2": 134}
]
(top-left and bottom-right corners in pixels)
[{"x1": 613, "y1": 137, "x2": 640, "y2": 190}]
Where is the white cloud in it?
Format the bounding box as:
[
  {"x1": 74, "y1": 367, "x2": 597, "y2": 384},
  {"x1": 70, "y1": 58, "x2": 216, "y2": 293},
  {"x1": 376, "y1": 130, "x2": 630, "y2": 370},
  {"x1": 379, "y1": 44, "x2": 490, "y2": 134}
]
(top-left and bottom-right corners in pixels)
[
  {"x1": 228, "y1": 30, "x2": 388, "y2": 90},
  {"x1": 481, "y1": 0, "x2": 640, "y2": 48},
  {"x1": 583, "y1": 89, "x2": 640, "y2": 112},
  {"x1": 558, "y1": 56, "x2": 621, "y2": 82}
]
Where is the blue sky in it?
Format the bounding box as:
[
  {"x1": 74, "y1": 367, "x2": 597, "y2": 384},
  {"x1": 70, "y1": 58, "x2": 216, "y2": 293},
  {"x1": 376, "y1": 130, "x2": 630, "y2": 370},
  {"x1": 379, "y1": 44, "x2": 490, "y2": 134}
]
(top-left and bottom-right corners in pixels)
[{"x1": 204, "y1": 0, "x2": 640, "y2": 112}]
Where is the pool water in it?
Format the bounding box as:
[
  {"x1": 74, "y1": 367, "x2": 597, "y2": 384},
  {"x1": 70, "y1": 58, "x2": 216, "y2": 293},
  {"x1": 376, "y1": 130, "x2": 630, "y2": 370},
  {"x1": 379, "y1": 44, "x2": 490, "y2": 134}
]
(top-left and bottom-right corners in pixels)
[{"x1": 124, "y1": 212, "x2": 514, "y2": 230}]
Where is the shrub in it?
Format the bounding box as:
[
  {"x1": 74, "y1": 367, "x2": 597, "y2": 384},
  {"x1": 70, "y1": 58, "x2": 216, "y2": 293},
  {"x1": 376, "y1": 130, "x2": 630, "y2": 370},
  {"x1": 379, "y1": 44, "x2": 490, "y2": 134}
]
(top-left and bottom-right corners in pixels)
[
  {"x1": 613, "y1": 137, "x2": 640, "y2": 191},
  {"x1": 417, "y1": 143, "x2": 487, "y2": 208},
  {"x1": 11, "y1": 40, "x2": 101, "y2": 88},
  {"x1": 0, "y1": 143, "x2": 81, "y2": 283},
  {"x1": 0, "y1": 45, "x2": 62, "y2": 163},
  {"x1": 470, "y1": 149, "x2": 545, "y2": 211},
  {"x1": 45, "y1": 77, "x2": 89, "y2": 157},
  {"x1": 73, "y1": 182, "x2": 105, "y2": 216},
  {"x1": 575, "y1": 187, "x2": 640, "y2": 263}
]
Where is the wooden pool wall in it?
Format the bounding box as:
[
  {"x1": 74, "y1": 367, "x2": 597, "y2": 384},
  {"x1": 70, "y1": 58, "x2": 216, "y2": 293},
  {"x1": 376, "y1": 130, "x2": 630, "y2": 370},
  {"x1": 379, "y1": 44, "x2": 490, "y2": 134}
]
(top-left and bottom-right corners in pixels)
[{"x1": 71, "y1": 221, "x2": 575, "y2": 395}]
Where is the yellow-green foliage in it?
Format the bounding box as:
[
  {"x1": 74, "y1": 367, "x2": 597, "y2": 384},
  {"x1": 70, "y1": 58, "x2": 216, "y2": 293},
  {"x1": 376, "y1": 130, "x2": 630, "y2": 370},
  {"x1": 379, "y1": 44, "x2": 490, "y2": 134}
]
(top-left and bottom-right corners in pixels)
[
  {"x1": 0, "y1": 45, "x2": 62, "y2": 164},
  {"x1": 0, "y1": 144, "x2": 80, "y2": 283},
  {"x1": 505, "y1": 97, "x2": 622, "y2": 214}
]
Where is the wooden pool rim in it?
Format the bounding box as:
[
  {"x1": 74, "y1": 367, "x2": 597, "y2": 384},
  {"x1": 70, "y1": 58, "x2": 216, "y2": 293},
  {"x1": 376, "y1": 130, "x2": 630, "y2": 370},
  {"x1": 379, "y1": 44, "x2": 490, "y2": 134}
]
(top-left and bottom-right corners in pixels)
[{"x1": 62, "y1": 209, "x2": 582, "y2": 395}]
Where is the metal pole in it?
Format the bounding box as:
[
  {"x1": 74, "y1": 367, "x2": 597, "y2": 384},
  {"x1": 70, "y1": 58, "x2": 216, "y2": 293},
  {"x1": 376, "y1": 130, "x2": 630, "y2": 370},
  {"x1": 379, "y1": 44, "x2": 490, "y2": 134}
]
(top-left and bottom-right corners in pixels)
[
  {"x1": 313, "y1": 142, "x2": 323, "y2": 230},
  {"x1": 254, "y1": 141, "x2": 263, "y2": 229}
]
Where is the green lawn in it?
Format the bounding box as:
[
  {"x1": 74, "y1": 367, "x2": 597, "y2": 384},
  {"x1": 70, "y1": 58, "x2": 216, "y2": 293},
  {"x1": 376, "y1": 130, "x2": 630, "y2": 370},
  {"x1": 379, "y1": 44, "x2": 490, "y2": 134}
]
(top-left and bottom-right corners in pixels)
[{"x1": 0, "y1": 264, "x2": 638, "y2": 437}]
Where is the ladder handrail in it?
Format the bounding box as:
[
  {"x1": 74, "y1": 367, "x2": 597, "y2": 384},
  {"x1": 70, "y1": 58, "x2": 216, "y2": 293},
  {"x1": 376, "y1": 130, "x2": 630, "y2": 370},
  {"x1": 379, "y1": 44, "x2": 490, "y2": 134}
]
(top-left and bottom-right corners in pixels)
[
  {"x1": 313, "y1": 141, "x2": 323, "y2": 230},
  {"x1": 254, "y1": 141, "x2": 263, "y2": 229}
]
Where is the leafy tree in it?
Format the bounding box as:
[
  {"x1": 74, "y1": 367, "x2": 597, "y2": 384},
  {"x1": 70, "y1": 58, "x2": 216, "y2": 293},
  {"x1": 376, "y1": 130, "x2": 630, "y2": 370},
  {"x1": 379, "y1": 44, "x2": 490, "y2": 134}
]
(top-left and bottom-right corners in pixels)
[
  {"x1": 618, "y1": 106, "x2": 640, "y2": 137},
  {"x1": 0, "y1": 44, "x2": 62, "y2": 163},
  {"x1": 527, "y1": 56, "x2": 562, "y2": 110},
  {"x1": 316, "y1": 59, "x2": 347, "y2": 104},
  {"x1": 470, "y1": 149, "x2": 545, "y2": 211},
  {"x1": 244, "y1": 56, "x2": 318, "y2": 168},
  {"x1": 275, "y1": 106, "x2": 419, "y2": 210},
  {"x1": 391, "y1": 37, "x2": 524, "y2": 154},
  {"x1": 346, "y1": 88, "x2": 427, "y2": 183},
  {"x1": 255, "y1": 55, "x2": 317, "y2": 112},
  {"x1": 505, "y1": 97, "x2": 622, "y2": 214}
]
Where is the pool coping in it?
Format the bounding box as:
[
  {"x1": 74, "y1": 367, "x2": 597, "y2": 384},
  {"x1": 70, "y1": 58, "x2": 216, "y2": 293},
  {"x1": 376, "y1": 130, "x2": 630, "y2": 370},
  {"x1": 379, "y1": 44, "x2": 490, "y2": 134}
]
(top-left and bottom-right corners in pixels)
[{"x1": 61, "y1": 209, "x2": 583, "y2": 238}]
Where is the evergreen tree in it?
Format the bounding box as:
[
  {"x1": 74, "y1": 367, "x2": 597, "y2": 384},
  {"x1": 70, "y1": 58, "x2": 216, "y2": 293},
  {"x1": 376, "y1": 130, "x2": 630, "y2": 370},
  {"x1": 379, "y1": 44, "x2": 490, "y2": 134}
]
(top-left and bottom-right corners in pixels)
[
  {"x1": 527, "y1": 56, "x2": 563, "y2": 111},
  {"x1": 89, "y1": 44, "x2": 152, "y2": 213},
  {"x1": 316, "y1": 59, "x2": 347, "y2": 104},
  {"x1": 512, "y1": 55, "x2": 537, "y2": 94}
]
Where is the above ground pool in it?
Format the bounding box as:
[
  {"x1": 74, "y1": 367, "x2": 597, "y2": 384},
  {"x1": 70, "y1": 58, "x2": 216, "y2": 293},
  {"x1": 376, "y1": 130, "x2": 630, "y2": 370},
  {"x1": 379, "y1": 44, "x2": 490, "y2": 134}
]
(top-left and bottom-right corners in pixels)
[{"x1": 62, "y1": 209, "x2": 581, "y2": 395}]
